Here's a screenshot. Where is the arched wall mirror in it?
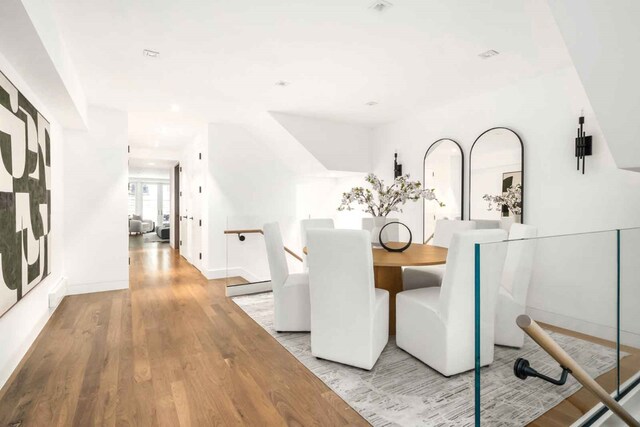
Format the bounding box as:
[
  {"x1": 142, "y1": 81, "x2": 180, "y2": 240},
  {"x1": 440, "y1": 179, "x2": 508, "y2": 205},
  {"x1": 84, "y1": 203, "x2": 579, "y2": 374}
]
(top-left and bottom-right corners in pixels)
[
  {"x1": 469, "y1": 127, "x2": 524, "y2": 225},
  {"x1": 423, "y1": 138, "x2": 464, "y2": 243}
]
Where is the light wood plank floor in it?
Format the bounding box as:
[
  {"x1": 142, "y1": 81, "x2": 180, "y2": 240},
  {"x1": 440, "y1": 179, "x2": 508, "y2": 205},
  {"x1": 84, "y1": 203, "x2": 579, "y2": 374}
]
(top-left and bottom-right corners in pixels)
[
  {"x1": 0, "y1": 237, "x2": 366, "y2": 426},
  {"x1": 0, "y1": 237, "x2": 637, "y2": 426}
]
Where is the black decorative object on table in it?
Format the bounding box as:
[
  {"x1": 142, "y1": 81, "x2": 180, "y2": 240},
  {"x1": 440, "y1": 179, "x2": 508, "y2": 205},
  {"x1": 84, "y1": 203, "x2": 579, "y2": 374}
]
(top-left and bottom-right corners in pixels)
[
  {"x1": 575, "y1": 115, "x2": 592, "y2": 175},
  {"x1": 379, "y1": 222, "x2": 412, "y2": 253}
]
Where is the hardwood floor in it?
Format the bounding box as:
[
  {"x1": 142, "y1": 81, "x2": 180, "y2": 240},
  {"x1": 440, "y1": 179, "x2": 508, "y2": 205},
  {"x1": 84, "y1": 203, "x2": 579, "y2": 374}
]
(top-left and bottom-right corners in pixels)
[
  {"x1": 0, "y1": 237, "x2": 638, "y2": 426},
  {"x1": 0, "y1": 237, "x2": 366, "y2": 426},
  {"x1": 528, "y1": 323, "x2": 640, "y2": 426}
]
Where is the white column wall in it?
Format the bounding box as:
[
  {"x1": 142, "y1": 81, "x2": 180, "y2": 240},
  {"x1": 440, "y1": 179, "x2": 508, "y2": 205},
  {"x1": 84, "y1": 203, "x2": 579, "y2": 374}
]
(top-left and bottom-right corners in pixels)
[{"x1": 63, "y1": 106, "x2": 129, "y2": 294}]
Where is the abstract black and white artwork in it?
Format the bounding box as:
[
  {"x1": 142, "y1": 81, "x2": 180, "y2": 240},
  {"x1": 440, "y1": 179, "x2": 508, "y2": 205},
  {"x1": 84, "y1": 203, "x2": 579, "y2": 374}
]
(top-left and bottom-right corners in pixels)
[{"x1": 0, "y1": 70, "x2": 51, "y2": 317}]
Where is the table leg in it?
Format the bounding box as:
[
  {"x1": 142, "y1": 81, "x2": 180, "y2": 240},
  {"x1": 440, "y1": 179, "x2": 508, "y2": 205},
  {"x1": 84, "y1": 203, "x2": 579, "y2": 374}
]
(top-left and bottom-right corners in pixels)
[{"x1": 373, "y1": 265, "x2": 403, "y2": 335}]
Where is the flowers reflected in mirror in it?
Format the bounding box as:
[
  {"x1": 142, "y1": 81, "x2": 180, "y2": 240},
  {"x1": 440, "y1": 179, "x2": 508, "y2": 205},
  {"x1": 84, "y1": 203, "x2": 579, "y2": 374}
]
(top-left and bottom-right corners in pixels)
[{"x1": 483, "y1": 184, "x2": 522, "y2": 217}]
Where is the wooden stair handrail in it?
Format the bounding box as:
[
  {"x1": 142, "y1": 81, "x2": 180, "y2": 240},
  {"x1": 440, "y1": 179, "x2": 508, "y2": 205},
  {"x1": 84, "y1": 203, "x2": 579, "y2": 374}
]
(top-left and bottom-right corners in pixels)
[
  {"x1": 517, "y1": 315, "x2": 639, "y2": 427},
  {"x1": 224, "y1": 229, "x2": 303, "y2": 262},
  {"x1": 224, "y1": 229, "x2": 263, "y2": 236},
  {"x1": 424, "y1": 232, "x2": 435, "y2": 245}
]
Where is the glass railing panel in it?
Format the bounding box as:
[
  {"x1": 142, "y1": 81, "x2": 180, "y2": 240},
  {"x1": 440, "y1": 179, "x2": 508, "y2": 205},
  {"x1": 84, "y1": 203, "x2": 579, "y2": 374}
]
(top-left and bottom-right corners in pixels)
[
  {"x1": 475, "y1": 229, "x2": 632, "y2": 426},
  {"x1": 224, "y1": 215, "x2": 304, "y2": 290},
  {"x1": 619, "y1": 227, "x2": 640, "y2": 399}
]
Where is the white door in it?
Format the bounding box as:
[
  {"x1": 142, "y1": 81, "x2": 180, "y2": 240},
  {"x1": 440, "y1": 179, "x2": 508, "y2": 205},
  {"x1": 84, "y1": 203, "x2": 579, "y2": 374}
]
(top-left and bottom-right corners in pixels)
[
  {"x1": 189, "y1": 153, "x2": 202, "y2": 271},
  {"x1": 179, "y1": 166, "x2": 190, "y2": 260}
]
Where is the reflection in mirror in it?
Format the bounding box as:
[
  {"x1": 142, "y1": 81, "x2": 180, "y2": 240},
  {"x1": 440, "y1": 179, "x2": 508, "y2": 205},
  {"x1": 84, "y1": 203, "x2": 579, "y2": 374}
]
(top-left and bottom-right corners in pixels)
[
  {"x1": 470, "y1": 128, "x2": 523, "y2": 226},
  {"x1": 423, "y1": 139, "x2": 463, "y2": 244}
]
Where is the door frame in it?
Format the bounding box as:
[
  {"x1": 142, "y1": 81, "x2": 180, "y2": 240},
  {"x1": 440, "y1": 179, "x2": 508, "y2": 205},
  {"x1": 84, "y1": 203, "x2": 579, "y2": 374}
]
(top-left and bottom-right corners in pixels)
[{"x1": 174, "y1": 163, "x2": 180, "y2": 254}]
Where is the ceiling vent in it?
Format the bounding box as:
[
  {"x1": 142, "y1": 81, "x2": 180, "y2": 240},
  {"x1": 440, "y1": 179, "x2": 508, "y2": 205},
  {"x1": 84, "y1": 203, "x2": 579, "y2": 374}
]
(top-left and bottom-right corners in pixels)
[
  {"x1": 365, "y1": 101, "x2": 379, "y2": 106},
  {"x1": 478, "y1": 49, "x2": 500, "y2": 59},
  {"x1": 143, "y1": 49, "x2": 160, "y2": 58},
  {"x1": 369, "y1": 0, "x2": 393, "y2": 12},
  {"x1": 275, "y1": 80, "x2": 291, "y2": 87}
]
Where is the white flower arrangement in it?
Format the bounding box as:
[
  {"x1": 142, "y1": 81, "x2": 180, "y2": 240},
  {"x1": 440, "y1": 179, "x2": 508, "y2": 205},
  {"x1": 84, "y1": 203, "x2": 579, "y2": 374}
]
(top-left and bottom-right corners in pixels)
[
  {"x1": 338, "y1": 173, "x2": 443, "y2": 217},
  {"x1": 483, "y1": 184, "x2": 522, "y2": 216}
]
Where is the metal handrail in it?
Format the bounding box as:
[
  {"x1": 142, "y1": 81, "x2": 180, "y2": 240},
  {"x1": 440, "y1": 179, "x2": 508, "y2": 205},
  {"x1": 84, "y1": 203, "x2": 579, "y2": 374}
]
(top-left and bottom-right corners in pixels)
[{"x1": 224, "y1": 229, "x2": 303, "y2": 262}]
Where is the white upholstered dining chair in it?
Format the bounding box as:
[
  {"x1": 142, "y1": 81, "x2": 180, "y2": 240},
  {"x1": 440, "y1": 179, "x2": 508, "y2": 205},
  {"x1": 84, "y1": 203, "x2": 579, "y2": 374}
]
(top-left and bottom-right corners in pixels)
[
  {"x1": 306, "y1": 229, "x2": 389, "y2": 370},
  {"x1": 402, "y1": 219, "x2": 477, "y2": 291},
  {"x1": 396, "y1": 229, "x2": 508, "y2": 376},
  {"x1": 263, "y1": 222, "x2": 311, "y2": 332},
  {"x1": 495, "y1": 223, "x2": 537, "y2": 348},
  {"x1": 300, "y1": 218, "x2": 334, "y2": 270}
]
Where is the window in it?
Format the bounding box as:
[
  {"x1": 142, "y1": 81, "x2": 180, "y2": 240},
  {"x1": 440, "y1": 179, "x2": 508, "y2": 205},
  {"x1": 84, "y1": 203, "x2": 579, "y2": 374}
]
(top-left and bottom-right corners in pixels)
[
  {"x1": 162, "y1": 184, "x2": 170, "y2": 223},
  {"x1": 142, "y1": 183, "x2": 158, "y2": 221},
  {"x1": 128, "y1": 183, "x2": 137, "y2": 216},
  {"x1": 128, "y1": 180, "x2": 170, "y2": 224}
]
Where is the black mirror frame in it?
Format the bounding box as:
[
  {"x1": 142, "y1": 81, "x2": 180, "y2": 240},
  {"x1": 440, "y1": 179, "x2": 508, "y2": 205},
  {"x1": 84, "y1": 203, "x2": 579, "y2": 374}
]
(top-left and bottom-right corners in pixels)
[
  {"x1": 422, "y1": 138, "x2": 465, "y2": 244},
  {"x1": 468, "y1": 127, "x2": 524, "y2": 223}
]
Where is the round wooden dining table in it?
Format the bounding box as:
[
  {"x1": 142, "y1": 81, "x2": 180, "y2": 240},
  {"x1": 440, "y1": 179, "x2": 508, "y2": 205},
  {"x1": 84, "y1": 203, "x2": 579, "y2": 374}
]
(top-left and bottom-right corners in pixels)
[{"x1": 303, "y1": 242, "x2": 448, "y2": 334}]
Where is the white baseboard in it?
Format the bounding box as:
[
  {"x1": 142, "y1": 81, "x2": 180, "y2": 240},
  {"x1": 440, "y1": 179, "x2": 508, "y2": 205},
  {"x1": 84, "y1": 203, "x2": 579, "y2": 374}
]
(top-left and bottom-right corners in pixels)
[
  {"x1": 226, "y1": 281, "x2": 272, "y2": 297},
  {"x1": 67, "y1": 279, "x2": 129, "y2": 295},
  {"x1": 0, "y1": 309, "x2": 51, "y2": 389},
  {"x1": 48, "y1": 276, "x2": 68, "y2": 309},
  {"x1": 204, "y1": 267, "x2": 261, "y2": 282}
]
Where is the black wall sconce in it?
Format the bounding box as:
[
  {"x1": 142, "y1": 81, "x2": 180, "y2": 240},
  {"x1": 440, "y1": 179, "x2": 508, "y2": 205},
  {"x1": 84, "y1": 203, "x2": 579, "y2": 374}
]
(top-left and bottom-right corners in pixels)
[
  {"x1": 575, "y1": 115, "x2": 592, "y2": 174},
  {"x1": 394, "y1": 152, "x2": 402, "y2": 178}
]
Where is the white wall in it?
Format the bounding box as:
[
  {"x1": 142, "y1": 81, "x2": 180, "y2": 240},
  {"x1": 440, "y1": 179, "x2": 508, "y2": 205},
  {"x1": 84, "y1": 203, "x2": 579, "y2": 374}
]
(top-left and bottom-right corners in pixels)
[
  {"x1": 270, "y1": 112, "x2": 373, "y2": 173},
  {"x1": 548, "y1": 0, "x2": 640, "y2": 172},
  {"x1": 206, "y1": 123, "x2": 299, "y2": 280},
  {"x1": 373, "y1": 66, "x2": 640, "y2": 237},
  {"x1": 0, "y1": 51, "x2": 65, "y2": 388},
  {"x1": 128, "y1": 167, "x2": 171, "y2": 181},
  {"x1": 0, "y1": 0, "x2": 87, "y2": 128},
  {"x1": 372, "y1": 65, "x2": 640, "y2": 342},
  {"x1": 63, "y1": 106, "x2": 129, "y2": 294},
  {"x1": 205, "y1": 123, "x2": 367, "y2": 281}
]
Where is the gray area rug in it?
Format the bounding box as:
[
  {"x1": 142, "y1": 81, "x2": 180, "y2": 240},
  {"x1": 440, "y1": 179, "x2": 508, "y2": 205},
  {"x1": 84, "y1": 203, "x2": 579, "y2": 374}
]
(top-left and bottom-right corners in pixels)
[
  {"x1": 232, "y1": 292, "x2": 622, "y2": 427},
  {"x1": 143, "y1": 233, "x2": 169, "y2": 243}
]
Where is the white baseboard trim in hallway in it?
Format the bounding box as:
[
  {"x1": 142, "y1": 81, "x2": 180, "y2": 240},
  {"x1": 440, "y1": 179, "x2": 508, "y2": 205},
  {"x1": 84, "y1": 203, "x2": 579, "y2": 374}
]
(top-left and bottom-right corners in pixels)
[
  {"x1": 67, "y1": 279, "x2": 129, "y2": 295},
  {"x1": 205, "y1": 267, "x2": 260, "y2": 282},
  {"x1": 226, "y1": 281, "x2": 272, "y2": 297},
  {"x1": 48, "y1": 276, "x2": 68, "y2": 309}
]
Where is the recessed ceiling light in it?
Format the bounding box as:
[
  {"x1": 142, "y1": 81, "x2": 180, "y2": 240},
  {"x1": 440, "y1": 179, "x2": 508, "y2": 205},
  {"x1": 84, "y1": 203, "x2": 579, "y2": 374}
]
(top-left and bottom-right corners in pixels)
[
  {"x1": 153, "y1": 140, "x2": 159, "y2": 147},
  {"x1": 143, "y1": 49, "x2": 160, "y2": 58},
  {"x1": 365, "y1": 101, "x2": 379, "y2": 106},
  {"x1": 478, "y1": 49, "x2": 500, "y2": 59},
  {"x1": 149, "y1": 162, "x2": 156, "y2": 166},
  {"x1": 170, "y1": 104, "x2": 180, "y2": 112},
  {"x1": 369, "y1": 0, "x2": 393, "y2": 12},
  {"x1": 275, "y1": 80, "x2": 291, "y2": 87}
]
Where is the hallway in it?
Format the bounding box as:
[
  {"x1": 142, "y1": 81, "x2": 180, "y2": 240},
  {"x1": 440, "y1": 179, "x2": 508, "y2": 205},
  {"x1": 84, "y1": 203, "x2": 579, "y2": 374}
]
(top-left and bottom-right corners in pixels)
[{"x1": 0, "y1": 238, "x2": 365, "y2": 426}]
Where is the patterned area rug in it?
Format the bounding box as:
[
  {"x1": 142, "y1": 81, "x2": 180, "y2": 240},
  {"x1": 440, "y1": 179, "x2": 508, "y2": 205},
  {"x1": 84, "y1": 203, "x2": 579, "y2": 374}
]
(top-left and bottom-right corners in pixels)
[{"x1": 233, "y1": 292, "x2": 622, "y2": 427}]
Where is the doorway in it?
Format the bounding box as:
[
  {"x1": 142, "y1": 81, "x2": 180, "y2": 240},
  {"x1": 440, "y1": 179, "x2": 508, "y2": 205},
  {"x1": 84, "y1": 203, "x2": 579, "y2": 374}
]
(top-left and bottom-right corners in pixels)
[{"x1": 174, "y1": 163, "x2": 180, "y2": 254}]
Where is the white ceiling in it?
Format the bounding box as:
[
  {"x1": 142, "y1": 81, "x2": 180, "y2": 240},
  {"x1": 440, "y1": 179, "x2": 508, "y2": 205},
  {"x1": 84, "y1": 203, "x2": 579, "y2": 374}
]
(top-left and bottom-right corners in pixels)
[
  {"x1": 129, "y1": 157, "x2": 177, "y2": 170},
  {"x1": 52, "y1": 0, "x2": 572, "y2": 148},
  {"x1": 128, "y1": 111, "x2": 203, "y2": 149}
]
